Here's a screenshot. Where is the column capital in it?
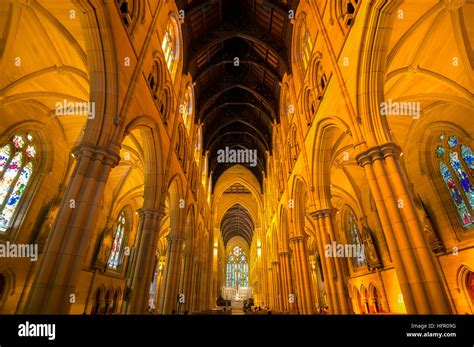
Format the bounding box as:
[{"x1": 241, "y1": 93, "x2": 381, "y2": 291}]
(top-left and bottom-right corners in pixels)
[
  {"x1": 278, "y1": 251, "x2": 291, "y2": 257},
  {"x1": 309, "y1": 208, "x2": 334, "y2": 219},
  {"x1": 356, "y1": 143, "x2": 402, "y2": 167},
  {"x1": 289, "y1": 235, "x2": 307, "y2": 243},
  {"x1": 380, "y1": 142, "x2": 402, "y2": 159},
  {"x1": 271, "y1": 260, "x2": 280, "y2": 265},
  {"x1": 137, "y1": 208, "x2": 165, "y2": 219},
  {"x1": 72, "y1": 143, "x2": 121, "y2": 168}
]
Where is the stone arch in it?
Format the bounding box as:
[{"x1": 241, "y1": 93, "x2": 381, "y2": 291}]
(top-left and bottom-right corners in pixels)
[
  {"x1": 311, "y1": 116, "x2": 353, "y2": 209},
  {"x1": 91, "y1": 285, "x2": 106, "y2": 315},
  {"x1": 123, "y1": 117, "x2": 165, "y2": 211},
  {"x1": 112, "y1": 287, "x2": 123, "y2": 314},
  {"x1": 457, "y1": 265, "x2": 474, "y2": 313},
  {"x1": 167, "y1": 174, "x2": 185, "y2": 237},
  {"x1": 289, "y1": 175, "x2": 310, "y2": 236},
  {"x1": 368, "y1": 283, "x2": 383, "y2": 314},
  {"x1": 0, "y1": 268, "x2": 14, "y2": 311}
]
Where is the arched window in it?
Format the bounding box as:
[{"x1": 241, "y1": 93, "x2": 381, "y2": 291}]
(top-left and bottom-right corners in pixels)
[
  {"x1": 345, "y1": 209, "x2": 366, "y2": 268},
  {"x1": 147, "y1": 60, "x2": 160, "y2": 100},
  {"x1": 304, "y1": 88, "x2": 316, "y2": 125},
  {"x1": 435, "y1": 133, "x2": 473, "y2": 229},
  {"x1": 162, "y1": 17, "x2": 180, "y2": 81},
  {"x1": 195, "y1": 126, "x2": 202, "y2": 164},
  {"x1": 289, "y1": 125, "x2": 299, "y2": 166},
  {"x1": 281, "y1": 84, "x2": 293, "y2": 119},
  {"x1": 159, "y1": 87, "x2": 171, "y2": 124},
  {"x1": 296, "y1": 15, "x2": 313, "y2": 78},
  {"x1": 115, "y1": 0, "x2": 141, "y2": 30},
  {"x1": 181, "y1": 84, "x2": 193, "y2": 132},
  {"x1": 467, "y1": 271, "x2": 474, "y2": 305},
  {"x1": 225, "y1": 246, "x2": 249, "y2": 288},
  {"x1": 339, "y1": 0, "x2": 361, "y2": 28},
  {"x1": 314, "y1": 58, "x2": 328, "y2": 99},
  {"x1": 176, "y1": 124, "x2": 187, "y2": 170},
  {"x1": 107, "y1": 212, "x2": 127, "y2": 270},
  {"x1": 202, "y1": 151, "x2": 208, "y2": 188},
  {"x1": 278, "y1": 163, "x2": 285, "y2": 197},
  {"x1": 0, "y1": 133, "x2": 37, "y2": 231}
]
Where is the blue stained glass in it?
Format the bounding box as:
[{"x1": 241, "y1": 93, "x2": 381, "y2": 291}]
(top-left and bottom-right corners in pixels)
[
  {"x1": 0, "y1": 152, "x2": 22, "y2": 207},
  {"x1": 461, "y1": 145, "x2": 473, "y2": 175},
  {"x1": 0, "y1": 145, "x2": 10, "y2": 174},
  {"x1": 225, "y1": 246, "x2": 248, "y2": 288},
  {"x1": 449, "y1": 152, "x2": 473, "y2": 209},
  {"x1": 1, "y1": 163, "x2": 33, "y2": 228},
  {"x1": 0, "y1": 134, "x2": 37, "y2": 231},
  {"x1": 447, "y1": 135, "x2": 458, "y2": 148},
  {"x1": 440, "y1": 161, "x2": 473, "y2": 228},
  {"x1": 108, "y1": 213, "x2": 126, "y2": 269}
]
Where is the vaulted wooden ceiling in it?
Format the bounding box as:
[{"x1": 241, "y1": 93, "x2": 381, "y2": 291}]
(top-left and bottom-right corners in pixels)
[
  {"x1": 178, "y1": 0, "x2": 298, "y2": 187},
  {"x1": 220, "y1": 203, "x2": 254, "y2": 245}
]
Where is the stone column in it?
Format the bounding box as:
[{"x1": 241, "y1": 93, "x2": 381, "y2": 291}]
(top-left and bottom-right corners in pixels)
[
  {"x1": 127, "y1": 208, "x2": 164, "y2": 313},
  {"x1": 267, "y1": 266, "x2": 274, "y2": 309},
  {"x1": 25, "y1": 145, "x2": 120, "y2": 314},
  {"x1": 357, "y1": 144, "x2": 451, "y2": 313},
  {"x1": 322, "y1": 211, "x2": 350, "y2": 314},
  {"x1": 161, "y1": 236, "x2": 184, "y2": 314},
  {"x1": 180, "y1": 250, "x2": 194, "y2": 312},
  {"x1": 311, "y1": 210, "x2": 339, "y2": 313},
  {"x1": 278, "y1": 251, "x2": 291, "y2": 311},
  {"x1": 271, "y1": 260, "x2": 282, "y2": 311},
  {"x1": 289, "y1": 236, "x2": 314, "y2": 314}
]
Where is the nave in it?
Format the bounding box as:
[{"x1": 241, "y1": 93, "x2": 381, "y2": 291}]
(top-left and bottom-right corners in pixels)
[{"x1": 0, "y1": 0, "x2": 473, "y2": 315}]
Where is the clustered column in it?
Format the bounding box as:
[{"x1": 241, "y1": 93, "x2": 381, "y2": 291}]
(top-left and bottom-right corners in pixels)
[
  {"x1": 24, "y1": 145, "x2": 120, "y2": 314},
  {"x1": 161, "y1": 236, "x2": 185, "y2": 314},
  {"x1": 278, "y1": 251, "x2": 292, "y2": 311},
  {"x1": 310, "y1": 209, "x2": 349, "y2": 314},
  {"x1": 127, "y1": 208, "x2": 164, "y2": 313},
  {"x1": 356, "y1": 143, "x2": 451, "y2": 314},
  {"x1": 289, "y1": 236, "x2": 314, "y2": 314}
]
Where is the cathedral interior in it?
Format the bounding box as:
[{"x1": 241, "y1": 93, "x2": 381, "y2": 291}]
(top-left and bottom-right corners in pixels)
[{"x1": 0, "y1": 0, "x2": 473, "y2": 315}]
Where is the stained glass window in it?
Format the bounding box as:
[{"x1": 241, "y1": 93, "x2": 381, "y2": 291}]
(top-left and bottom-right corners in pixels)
[
  {"x1": 436, "y1": 146, "x2": 445, "y2": 158},
  {"x1": 298, "y1": 16, "x2": 313, "y2": 75},
  {"x1": 225, "y1": 246, "x2": 249, "y2": 288},
  {"x1": 447, "y1": 135, "x2": 458, "y2": 148},
  {"x1": 181, "y1": 85, "x2": 193, "y2": 132},
  {"x1": 162, "y1": 18, "x2": 179, "y2": 80},
  {"x1": 461, "y1": 145, "x2": 474, "y2": 174},
  {"x1": 347, "y1": 210, "x2": 366, "y2": 267},
  {"x1": 436, "y1": 133, "x2": 474, "y2": 229},
  {"x1": 108, "y1": 212, "x2": 126, "y2": 270},
  {"x1": 0, "y1": 133, "x2": 36, "y2": 231},
  {"x1": 0, "y1": 145, "x2": 11, "y2": 174}
]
